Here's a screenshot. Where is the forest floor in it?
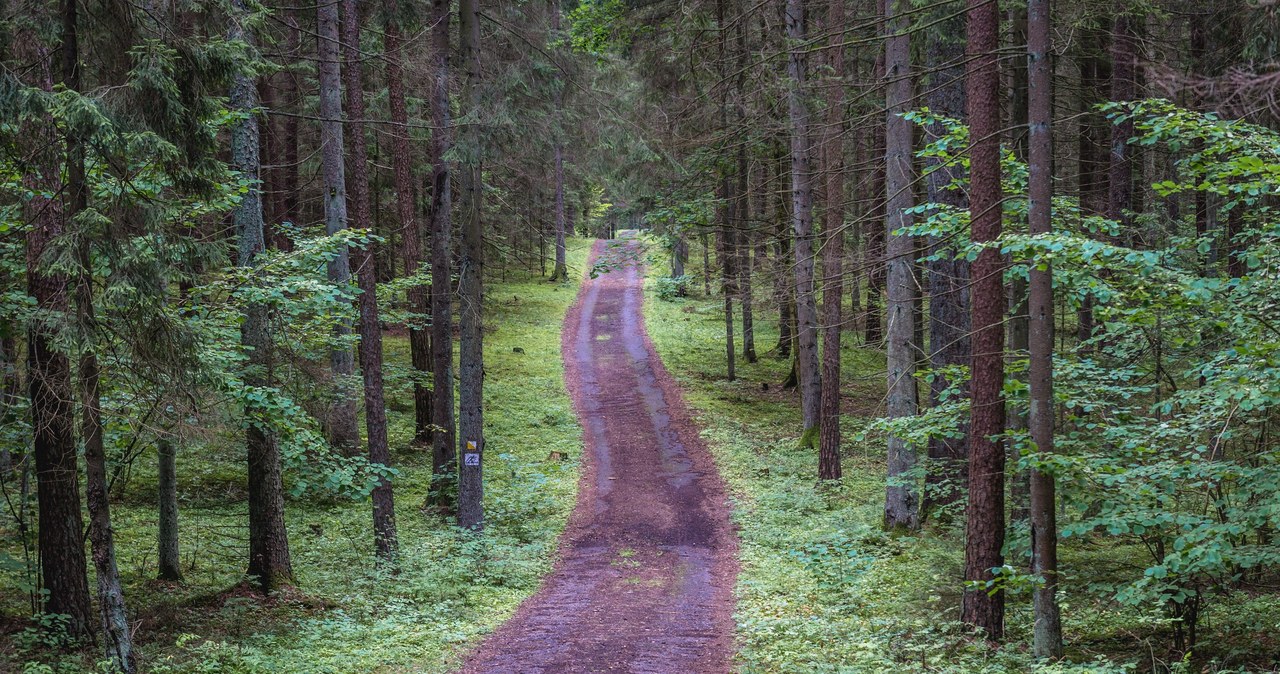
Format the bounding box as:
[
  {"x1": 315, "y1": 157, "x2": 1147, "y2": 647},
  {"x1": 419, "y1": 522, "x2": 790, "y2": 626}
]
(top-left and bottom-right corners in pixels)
[
  {"x1": 1, "y1": 239, "x2": 595, "y2": 674},
  {"x1": 461, "y1": 237, "x2": 738, "y2": 673}
]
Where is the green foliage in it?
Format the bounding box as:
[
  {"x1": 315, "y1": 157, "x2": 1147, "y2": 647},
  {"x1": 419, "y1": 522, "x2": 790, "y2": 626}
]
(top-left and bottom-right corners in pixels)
[{"x1": 654, "y1": 274, "x2": 690, "y2": 301}]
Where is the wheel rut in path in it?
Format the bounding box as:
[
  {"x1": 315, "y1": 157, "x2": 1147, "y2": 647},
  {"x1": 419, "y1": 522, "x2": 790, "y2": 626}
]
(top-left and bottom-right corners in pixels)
[{"x1": 461, "y1": 239, "x2": 739, "y2": 673}]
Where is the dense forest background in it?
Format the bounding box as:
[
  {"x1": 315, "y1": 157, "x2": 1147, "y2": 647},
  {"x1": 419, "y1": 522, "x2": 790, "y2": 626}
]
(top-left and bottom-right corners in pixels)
[{"x1": 4, "y1": 0, "x2": 1280, "y2": 670}]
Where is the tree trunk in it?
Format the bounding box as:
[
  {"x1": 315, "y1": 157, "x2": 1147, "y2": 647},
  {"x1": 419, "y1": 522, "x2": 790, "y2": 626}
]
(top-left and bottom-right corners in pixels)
[
  {"x1": 281, "y1": 10, "x2": 301, "y2": 250},
  {"x1": 550, "y1": 0, "x2": 568, "y2": 283},
  {"x1": 428, "y1": 0, "x2": 456, "y2": 506},
  {"x1": 385, "y1": 0, "x2": 433, "y2": 447},
  {"x1": 817, "y1": 0, "x2": 844, "y2": 481},
  {"x1": 1027, "y1": 0, "x2": 1063, "y2": 656},
  {"x1": 719, "y1": 182, "x2": 737, "y2": 381},
  {"x1": 1006, "y1": 4, "x2": 1030, "y2": 524},
  {"x1": 66, "y1": 14, "x2": 134, "y2": 649},
  {"x1": 318, "y1": 0, "x2": 359, "y2": 456},
  {"x1": 864, "y1": 4, "x2": 886, "y2": 347},
  {"x1": 784, "y1": 0, "x2": 821, "y2": 440},
  {"x1": 343, "y1": 0, "x2": 399, "y2": 564},
  {"x1": 883, "y1": 0, "x2": 917, "y2": 530},
  {"x1": 1108, "y1": 13, "x2": 1137, "y2": 234},
  {"x1": 961, "y1": 0, "x2": 1006, "y2": 640},
  {"x1": 457, "y1": 0, "x2": 485, "y2": 530},
  {"x1": 231, "y1": 0, "x2": 294, "y2": 593},
  {"x1": 774, "y1": 157, "x2": 794, "y2": 359},
  {"x1": 1077, "y1": 28, "x2": 1109, "y2": 344},
  {"x1": 923, "y1": 0, "x2": 970, "y2": 521},
  {"x1": 157, "y1": 438, "x2": 181, "y2": 581},
  {"x1": 24, "y1": 32, "x2": 92, "y2": 637}
]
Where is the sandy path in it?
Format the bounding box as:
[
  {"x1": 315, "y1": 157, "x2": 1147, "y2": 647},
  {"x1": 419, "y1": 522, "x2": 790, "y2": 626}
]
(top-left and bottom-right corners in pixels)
[{"x1": 460, "y1": 239, "x2": 738, "y2": 673}]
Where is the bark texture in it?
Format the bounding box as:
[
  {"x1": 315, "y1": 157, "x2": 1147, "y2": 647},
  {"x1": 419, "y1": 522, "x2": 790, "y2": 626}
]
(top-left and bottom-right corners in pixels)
[
  {"x1": 457, "y1": 0, "x2": 485, "y2": 530},
  {"x1": 962, "y1": 0, "x2": 1007, "y2": 639},
  {"x1": 343, "y1": 0, "x2": 399, "y2": 563},
  {"x1": 817, "y1": 0, "x2": 844, "y2": 481},
  {"x1": 385, "y1": 0, "x2": 434, "y2": 447},
  {"x1": 231, "y1": 0, "x2": 294, "y2": 593},
  {"x1": 428, "y1": 0, "x2": 457, "y2": 505},
  {"x1": 1027, "y1": 0, "x2": 1063, "y2": 656},
  {"x1": 883, "y1": 0, "x2": 917, "y2": 530},
  {"x1": 923, "y1": 0, "x2": 970, "y2": 519},
  {"x1": 784, "y1": 0, "x2": 821, "y2": 437},
  {"x1": 318, "y1": 0, "x2": 359, "y2": 456},
  {"x1": 157, "y1": 438, "x2": 182, "y2": 581}
]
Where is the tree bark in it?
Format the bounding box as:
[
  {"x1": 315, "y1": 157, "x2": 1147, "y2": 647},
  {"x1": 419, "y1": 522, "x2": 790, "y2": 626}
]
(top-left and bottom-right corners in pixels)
[
  {"x1": 457, "y1": 0, "x2": 485, "y2": 530},
  {"x1": 1027, "y1": 0, "x2": 1063, "y2": 656},
  {"x1": 24, "y1": 33, "x2": 93, "y2": 638},
  {"x1": 962, "y1": 0, "x2": 1006, "y2": 639},
  {"x1": 923, "y1": 0, "x2": 970, "y2": 521},
  {"x1": 157, "y1": 438, "x2": 181, "y2": 581},
  {"x1": 883, "y1": 0, "x2": 917, "y2": 529},
  {"x1": 318, "y1": 0, "x2": 359, "y2": 456},
  {"x1": 817, "y1": 0, "x2": 844, "y2": 481},
  {"x1": 784, "y1": 0, "x2": 821, "y2": 440},
  {"x1": 384, "y1": 0, "x2": 433, "y2": 447},
  {"x1": 65, "y1": 15, "x2": 134, "y2": 653},
  {"x1": 231, "y1": 0, "x2": 294, "y2": 593},
  {"x1": 550, "y1": 0, "x2": 568, "y2": 282},
  {"x1": 343, "y1": 0, "x2": 399, "y2": 564},
  {"x1": 864, "y1": 0, "x2": 886, "y2": 346},
  {"x1": 428, "y1": 0, "x2": 457, "y2": 506}
]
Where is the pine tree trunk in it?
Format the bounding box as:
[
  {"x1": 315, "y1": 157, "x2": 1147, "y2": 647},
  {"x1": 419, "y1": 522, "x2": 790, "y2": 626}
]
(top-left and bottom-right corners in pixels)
[
  {"x1": 231, "y1": 0, "x2": 294, "y2": 593},
  {"x1": 1027, "y1": 0, "x2": 1063, "y2": 656},
  {"x1": 457, "y1": 0, "x2": 485, "y2": 531},
  {"x1": 385, "y1": 0, "x2": 433, "y2": 447},
  {"x1": 157, "y1": 438, "x2": 182, "y2": 581},
  {"x1": 318, "y1": 0, "x2": 359, "y2": 456},
  {"x1": 550, "y1": 0, "x2": 568, "y2": 282},
  {"x1": 428, "y1": 0, "x2": 456, "y2": 507},
  {"x1": 24, "y1": 36, "x2": 92, "y2": 635},
  {"x1": 923, "y1": 0, "x2": 969, "y2": 520},
  {"x1": 817, "y1": 0, "x2": 844, "y2": 481},
  {"x1": 1006, "y1": 5, "x2": 1031, "y2": 524},
  {"x1": 961, "y1": 0, "x2": 1007, "y2": 639},
  {"x1": 552, "y1": 142, "x2": 568, "y2": 280},
  {"x1": 343, "y1": 0, "x2": 399, "y2": 564},
  {"x1": 66, "y1": 17, "x2": 134, "y2": 648},
  {"x1": 864, "y1": 2, "x2": 886, "y2": 346},
  {"x1": 784, "y1": 0, "x2": 821, "y2": 439},
  {"x1": 281, "y1": 10, "x2": 302, "y2": 250},
  {"x1": 883, "y1": 0, "x2": 917, "y2": 529}
]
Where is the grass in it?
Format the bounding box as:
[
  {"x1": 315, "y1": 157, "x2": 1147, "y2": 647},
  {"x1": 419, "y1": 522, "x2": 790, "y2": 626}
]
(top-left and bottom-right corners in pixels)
[
  {"x1": 1, "y1": 238, "x2": 595, "y2": 674},
  {"x1": 641, "y1": 246, "x2": 1155, "y2": 673}
]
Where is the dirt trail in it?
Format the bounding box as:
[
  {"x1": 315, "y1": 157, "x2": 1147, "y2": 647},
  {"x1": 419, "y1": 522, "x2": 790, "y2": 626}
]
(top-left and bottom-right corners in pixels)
[{"x1": 460, "y1": 239, "x2": 738, "y2": 673}]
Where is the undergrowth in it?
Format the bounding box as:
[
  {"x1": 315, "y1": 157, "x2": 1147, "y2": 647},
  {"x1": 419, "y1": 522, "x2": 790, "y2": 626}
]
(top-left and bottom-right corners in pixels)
[
  {"x1": 1, "y1": 238, "x2": 594, "y2": 674},
  {"x1": 639, "y1": 258, "x2": 1245, "y2": 673}
]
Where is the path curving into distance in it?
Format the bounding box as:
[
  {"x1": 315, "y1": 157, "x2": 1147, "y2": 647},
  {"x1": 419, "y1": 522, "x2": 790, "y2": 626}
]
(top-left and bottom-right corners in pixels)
[{"x1": 461, "y1": 237, "x2": 739, "y2": 673}]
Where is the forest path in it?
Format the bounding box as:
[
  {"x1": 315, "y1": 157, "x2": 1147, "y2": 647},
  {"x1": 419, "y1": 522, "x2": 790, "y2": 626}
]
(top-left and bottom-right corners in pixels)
[{"x1": 460, "y1": 238, "x2": 739, "y2": 673}]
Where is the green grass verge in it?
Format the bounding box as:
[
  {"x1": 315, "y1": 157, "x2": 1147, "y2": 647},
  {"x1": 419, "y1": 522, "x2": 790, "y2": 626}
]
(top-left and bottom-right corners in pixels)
[{"x1": 2, "y1": 238, "x2": 594, "y2": 674}]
